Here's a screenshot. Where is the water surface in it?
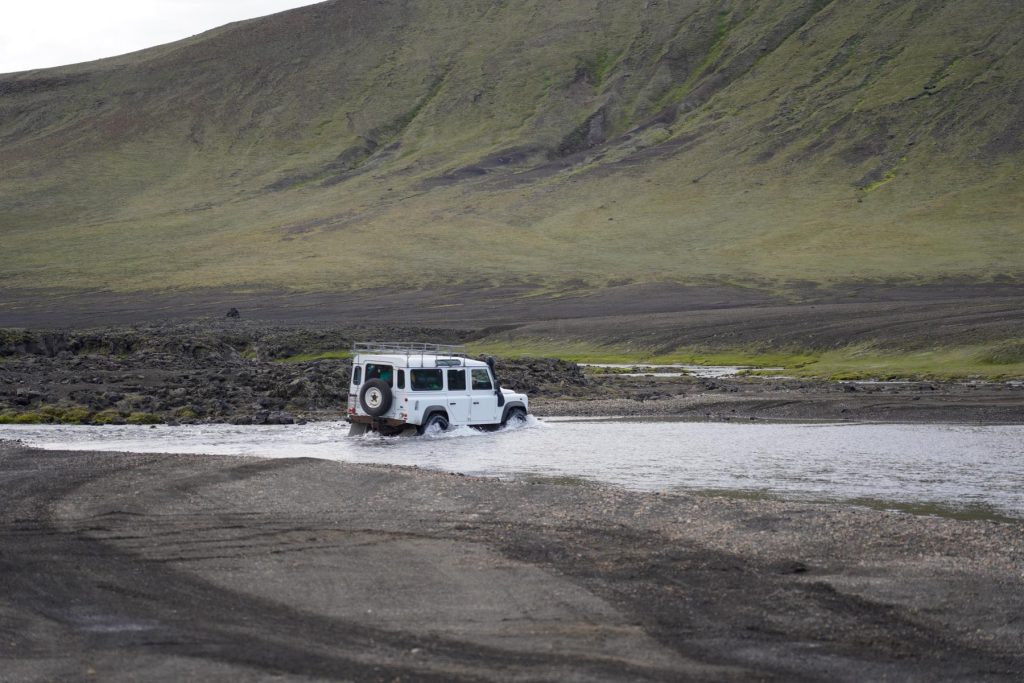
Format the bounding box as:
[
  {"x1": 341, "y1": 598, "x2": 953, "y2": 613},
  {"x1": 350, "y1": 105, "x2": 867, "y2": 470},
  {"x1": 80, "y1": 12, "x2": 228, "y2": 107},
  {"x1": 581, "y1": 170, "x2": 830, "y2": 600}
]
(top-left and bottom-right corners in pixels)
[{"x1": 4, "y1": 419, "x2": 1022, "y2": 518}]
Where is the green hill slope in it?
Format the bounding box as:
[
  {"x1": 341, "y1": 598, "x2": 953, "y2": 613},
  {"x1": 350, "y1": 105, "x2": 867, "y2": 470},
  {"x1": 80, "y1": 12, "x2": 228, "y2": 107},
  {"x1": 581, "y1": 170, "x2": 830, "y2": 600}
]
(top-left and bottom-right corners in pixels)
[{"x1": 1, "y1": 0, "x2": 1022, "y2": 294}]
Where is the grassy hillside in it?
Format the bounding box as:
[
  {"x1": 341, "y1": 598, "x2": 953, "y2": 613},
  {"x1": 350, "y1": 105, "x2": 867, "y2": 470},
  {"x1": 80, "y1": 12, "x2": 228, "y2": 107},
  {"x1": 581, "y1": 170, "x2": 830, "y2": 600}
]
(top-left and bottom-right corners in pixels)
[{"x1": 1, "y1": 0, "x2": 1022, "y2": 294}]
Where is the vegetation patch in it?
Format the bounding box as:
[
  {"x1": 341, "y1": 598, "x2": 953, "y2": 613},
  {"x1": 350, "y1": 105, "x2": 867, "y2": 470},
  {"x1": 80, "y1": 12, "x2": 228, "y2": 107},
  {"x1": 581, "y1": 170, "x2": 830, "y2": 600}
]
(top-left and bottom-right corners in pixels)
[
  {"x1": 0, "y1": 404, "x2": 97, "y2": 424},
  {"x1": 469, "y1": 340, "x2": 814, "y2": 368},
  {"x1": 471, "y1": 339, "x2": 1024, "y2": 380},
  {"x1": 276, "y1": 350, "x2": 351, "y2": 363},
  {"x1": 126, "y1": 412, "x2": 162, "y2": 425},
  {"x1": 976, "y1": 340, "x2": 1024, "y2": 365},
  {"x1": 761, "y1": 343, "x2": 1024, "y2": 381},
  {"x1": 92, "y1": 410, "x2": 126, "y2": 425},
  {"x1": 58, "y1": 407, "x2": 92, "y2": 424},
  {"x1": 0, "y1": 411, "x2": 45, "y2": 424},
  {"x1": 3, "y1": 2, "x2": 1021, "y2": 294},
  {"x1": 173, "y1": 407, "x2": 199, "y2": 420}
]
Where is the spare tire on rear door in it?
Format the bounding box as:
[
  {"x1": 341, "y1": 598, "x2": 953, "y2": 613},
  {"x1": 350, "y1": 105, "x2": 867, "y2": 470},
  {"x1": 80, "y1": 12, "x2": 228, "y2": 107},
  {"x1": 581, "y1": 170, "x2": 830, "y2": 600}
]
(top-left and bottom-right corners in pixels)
[{"x1": 359, "y1": 379, "x2": 392, "y2": 417}]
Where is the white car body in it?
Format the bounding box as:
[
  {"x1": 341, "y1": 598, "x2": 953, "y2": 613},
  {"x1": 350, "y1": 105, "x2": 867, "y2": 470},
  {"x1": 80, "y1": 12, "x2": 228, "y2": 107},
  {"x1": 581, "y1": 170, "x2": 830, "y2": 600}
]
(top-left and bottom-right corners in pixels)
[{"x1": 347, "y1": 342, "x2": 529, "y2": 435}]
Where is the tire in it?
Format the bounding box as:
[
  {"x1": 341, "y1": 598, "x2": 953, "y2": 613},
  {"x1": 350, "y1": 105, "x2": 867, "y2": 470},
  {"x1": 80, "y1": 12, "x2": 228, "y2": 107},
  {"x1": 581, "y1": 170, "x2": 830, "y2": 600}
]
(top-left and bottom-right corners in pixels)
[
  {"x1": 502, "y1": 407, "x2": 527, "y2": 427},
  {"x1": 417, "y1": 412, "x2": 449, "y2": 435},
  {"x1": 359, "y1": 379, "x2": 392, "y2": 417}
]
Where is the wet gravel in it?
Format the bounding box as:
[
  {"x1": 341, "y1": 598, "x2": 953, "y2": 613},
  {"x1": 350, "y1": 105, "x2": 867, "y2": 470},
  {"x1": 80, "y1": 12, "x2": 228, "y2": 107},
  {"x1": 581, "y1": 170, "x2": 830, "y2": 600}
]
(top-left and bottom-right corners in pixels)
[{"x1": 2, "y1": 440, "x2": 1021, "y2": 681}]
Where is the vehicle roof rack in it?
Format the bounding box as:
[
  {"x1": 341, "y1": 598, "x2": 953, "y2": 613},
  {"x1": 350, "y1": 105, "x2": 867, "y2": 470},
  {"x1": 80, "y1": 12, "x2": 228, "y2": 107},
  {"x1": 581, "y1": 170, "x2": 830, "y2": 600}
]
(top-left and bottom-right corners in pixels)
[{"x1": 351, "y1": 341, "x2": 467, "y2": 358}]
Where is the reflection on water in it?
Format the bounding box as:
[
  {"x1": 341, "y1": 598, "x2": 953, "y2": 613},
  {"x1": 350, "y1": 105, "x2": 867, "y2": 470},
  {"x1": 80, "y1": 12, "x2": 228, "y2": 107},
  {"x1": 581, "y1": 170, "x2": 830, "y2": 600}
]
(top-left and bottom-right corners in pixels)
[{"x1": 3, "y1": 418, "x2": 1023, "y2": 518}]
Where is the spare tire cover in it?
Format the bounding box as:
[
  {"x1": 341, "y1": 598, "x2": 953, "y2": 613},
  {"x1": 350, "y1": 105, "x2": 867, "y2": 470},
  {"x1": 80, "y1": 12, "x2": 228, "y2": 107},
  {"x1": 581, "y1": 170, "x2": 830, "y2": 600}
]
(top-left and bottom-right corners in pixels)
[{"x1": 359, "y1": 379, "x2": 392, "y2": 417}]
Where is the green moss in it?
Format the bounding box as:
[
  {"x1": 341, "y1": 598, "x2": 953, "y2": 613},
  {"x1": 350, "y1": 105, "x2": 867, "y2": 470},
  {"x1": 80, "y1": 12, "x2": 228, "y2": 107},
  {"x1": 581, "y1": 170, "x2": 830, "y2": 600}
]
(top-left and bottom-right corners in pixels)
[
  {"x1": 92, "y1": 410, "x2": 125, "y2": 425},
  {"x1": 0, "y1": 1, "x2": 1021, "y2": 296},
  {"x1": 277, "y1": 350, "x2": 351, "y2": 363},
  {"x1": 126, "y1": 412, "x2": 162, "y2": 425},
  {"x1": 3, "y1": 412, "x2": 47, "y2": 424},
  {"x1": 37, "y1": 405, "x2": 62, "y2": 420},
  {"x1": 59, "y1": 407, "x2": 92, "y2": 424},
  {"x1": 861, "y1": 156, "x2": 907, "y2": 193},
  {"x1": 765, "y1": 343, "x2": 1024, "y2": 380},
  {"x1": 173, "y1": 407, "x2": 199, "y2": 420},
  {"x1": 469, "y1": 339, "x2": 813, "y2": 367},
  {"x1": 578, "y1": 49, "x2": 620, "y2": 88},
  {"x1": 846, "y1": 498, "x2": 1018, "y2": 524},
  {"x1": 977, "y1": 340, "x2": 1024, "y2": 365},
  {"x1": 471, "y1": 338, "x2": 1024, "y2": 380}
]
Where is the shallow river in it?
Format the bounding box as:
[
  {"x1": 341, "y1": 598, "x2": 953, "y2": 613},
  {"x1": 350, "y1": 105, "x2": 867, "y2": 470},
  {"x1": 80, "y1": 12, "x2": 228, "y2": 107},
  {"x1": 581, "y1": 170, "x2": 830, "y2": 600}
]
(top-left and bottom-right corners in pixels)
[{"x1": 3, "y1": 418, "x2": 1023, "y2": 518}]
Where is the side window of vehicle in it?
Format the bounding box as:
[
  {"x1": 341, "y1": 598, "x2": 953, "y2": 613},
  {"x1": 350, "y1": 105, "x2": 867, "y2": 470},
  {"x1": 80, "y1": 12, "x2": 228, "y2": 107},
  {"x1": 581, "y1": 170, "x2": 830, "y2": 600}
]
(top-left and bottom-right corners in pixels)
[
  {"x1": 397, "y1": 370, "x2": 405, "y2": 390},
  {"x1": 352, "y1": 366, "x2": 362, "y2": 386},
  {"x1": 471, "y1": 368, "x2": 492, "y2": 391},
  {"x1": 411, "y1": 369, "x2": 444, "y2": 391},
  {"x1": 447, "y1": 369, "x2": 466, "y2": 391}
]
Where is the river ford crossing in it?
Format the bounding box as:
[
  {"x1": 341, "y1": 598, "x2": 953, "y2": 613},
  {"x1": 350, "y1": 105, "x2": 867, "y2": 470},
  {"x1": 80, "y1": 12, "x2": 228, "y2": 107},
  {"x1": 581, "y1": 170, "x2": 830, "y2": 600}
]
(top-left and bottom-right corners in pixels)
[{"x1": 3, "y1": 418, "x2": 1023, "y2": 519}]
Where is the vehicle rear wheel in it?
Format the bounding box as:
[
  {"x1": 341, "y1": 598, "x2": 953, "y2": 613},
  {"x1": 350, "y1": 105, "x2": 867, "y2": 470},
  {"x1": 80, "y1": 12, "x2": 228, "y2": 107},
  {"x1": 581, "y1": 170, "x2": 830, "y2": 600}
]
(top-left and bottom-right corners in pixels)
[
  {"x1": 417, "y1": 413, "x2": 449, "y2": 435},
  {"x1": 359, "y1": 379, "x2": 392, "y2": 417}
]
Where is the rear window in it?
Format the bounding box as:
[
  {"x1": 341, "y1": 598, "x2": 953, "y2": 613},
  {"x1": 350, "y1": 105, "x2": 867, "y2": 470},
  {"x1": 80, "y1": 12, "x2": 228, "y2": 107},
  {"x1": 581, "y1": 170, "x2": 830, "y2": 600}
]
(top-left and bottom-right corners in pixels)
[
  {"x1": 397, "y1": 370, "x2": 405, "y2": 389},
  {"x1": 411, "y1": 369, "x2": 443, "y2": 391},
  {"x1": 447, "y1": 369, "x2": 466, "y2": 391},
  {"x1": 352, "y1": 366, "x2": 362, "y2": 386},
  {"x1": 366, "y1": 363, "x2": 394, "y2": 384}
]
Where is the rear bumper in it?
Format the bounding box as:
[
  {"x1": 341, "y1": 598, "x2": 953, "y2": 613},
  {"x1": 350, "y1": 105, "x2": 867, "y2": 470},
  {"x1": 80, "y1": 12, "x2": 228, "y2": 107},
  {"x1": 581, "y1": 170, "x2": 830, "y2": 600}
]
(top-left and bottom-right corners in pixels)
[{"x1": 348, "y1": 415, "x2": 409, "y2": 428}]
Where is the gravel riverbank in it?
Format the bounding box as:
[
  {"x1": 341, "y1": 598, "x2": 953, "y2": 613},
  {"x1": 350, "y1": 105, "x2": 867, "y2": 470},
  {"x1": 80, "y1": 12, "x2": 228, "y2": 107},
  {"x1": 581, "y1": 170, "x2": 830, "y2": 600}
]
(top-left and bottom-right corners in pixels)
[{"x1": 2, "y1": 440, "x2": 1022, "y2": 681}]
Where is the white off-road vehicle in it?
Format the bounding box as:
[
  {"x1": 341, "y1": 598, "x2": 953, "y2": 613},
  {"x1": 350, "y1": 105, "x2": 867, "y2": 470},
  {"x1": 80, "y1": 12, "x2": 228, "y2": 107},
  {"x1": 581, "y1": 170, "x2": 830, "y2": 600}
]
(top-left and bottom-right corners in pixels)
[{"x1": 347, "y1": 342, "x2": 529, "y2": 436}]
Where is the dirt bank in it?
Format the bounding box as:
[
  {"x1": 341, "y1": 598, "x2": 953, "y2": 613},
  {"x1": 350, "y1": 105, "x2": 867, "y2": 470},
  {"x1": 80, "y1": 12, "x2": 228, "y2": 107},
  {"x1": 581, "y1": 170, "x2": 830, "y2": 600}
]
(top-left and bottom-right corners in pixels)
[
  {"x1": 533, "y1": 374, "x2": 1024, "y2": 424},
  {"x1": 1, "y1": 441, "x2": 1021, "y2": 681},
  {"x1": 0, "y1": 323, "x2": 584, "y2": 425},
  {"x1": 3, "y1": 322, "x2": 1022, "y2": 426}
]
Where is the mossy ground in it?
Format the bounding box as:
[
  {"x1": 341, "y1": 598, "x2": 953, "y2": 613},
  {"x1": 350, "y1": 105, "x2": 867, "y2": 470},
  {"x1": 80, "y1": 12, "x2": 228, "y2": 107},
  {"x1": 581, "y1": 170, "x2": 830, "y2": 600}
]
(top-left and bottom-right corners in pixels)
[
  {"x1": 276, "y1": 350, "x2": 351, "y2": 363},
  {"x1": 469, "y1": 339, "x2": 1024, "y2": 380},
  {"x1": 0, "y1": 406, "x2": 160, "y2": 425},
  {"x1": 0, "y1": 1, "x2": 1021, "y2": 296}
]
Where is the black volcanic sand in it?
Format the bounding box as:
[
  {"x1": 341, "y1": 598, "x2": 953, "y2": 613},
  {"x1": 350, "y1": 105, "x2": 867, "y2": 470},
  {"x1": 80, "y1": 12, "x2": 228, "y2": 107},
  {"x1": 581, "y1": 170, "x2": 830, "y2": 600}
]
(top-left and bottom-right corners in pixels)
[
  {"x1": 3, "y1": 282, "x2": 1024, "y2": 341},
  {"x1": 2, "y1": 441, "x2": 1021, "y2": 681}
]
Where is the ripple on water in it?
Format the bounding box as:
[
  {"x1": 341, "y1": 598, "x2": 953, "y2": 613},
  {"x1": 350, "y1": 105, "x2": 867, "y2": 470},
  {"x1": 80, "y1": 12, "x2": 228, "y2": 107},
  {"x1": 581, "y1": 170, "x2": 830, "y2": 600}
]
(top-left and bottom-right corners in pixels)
[{"x1": 2, "y1": 418, "x2": 1022, "y2": 518}]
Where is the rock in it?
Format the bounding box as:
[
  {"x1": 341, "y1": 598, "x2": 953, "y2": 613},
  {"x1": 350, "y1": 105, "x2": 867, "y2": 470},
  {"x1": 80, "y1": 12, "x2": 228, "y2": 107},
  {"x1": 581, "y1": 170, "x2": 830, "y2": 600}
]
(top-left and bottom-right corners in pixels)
[{"x1": 226, "y1": 308, "x2": 240, "y2": 318}]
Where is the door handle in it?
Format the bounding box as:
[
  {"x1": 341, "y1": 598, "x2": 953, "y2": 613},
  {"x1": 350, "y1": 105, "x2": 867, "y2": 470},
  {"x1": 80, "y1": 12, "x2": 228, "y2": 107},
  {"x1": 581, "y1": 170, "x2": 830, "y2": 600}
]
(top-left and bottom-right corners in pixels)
[{"x1": 449, "y1": 402, "x2": 456, "y2": 405}]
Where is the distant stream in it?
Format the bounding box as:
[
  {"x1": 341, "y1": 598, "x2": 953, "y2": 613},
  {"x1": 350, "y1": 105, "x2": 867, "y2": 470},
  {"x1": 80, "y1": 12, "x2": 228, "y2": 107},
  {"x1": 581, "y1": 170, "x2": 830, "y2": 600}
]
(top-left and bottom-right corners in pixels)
[{"x1": 4, "y1": 419, "x2": 1023, "y2": 519}]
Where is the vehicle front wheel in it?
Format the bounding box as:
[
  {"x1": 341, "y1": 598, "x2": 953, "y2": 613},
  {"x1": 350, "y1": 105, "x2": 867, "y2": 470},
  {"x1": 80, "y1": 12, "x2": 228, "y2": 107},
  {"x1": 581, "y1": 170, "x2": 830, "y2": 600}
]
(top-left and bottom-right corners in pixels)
[
  {"x1": 502, "y1": 407, "x2": 528, "y2": 427},
  {"x1": 417, "y1": 413, "x2": 449, "y2": 435}
]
